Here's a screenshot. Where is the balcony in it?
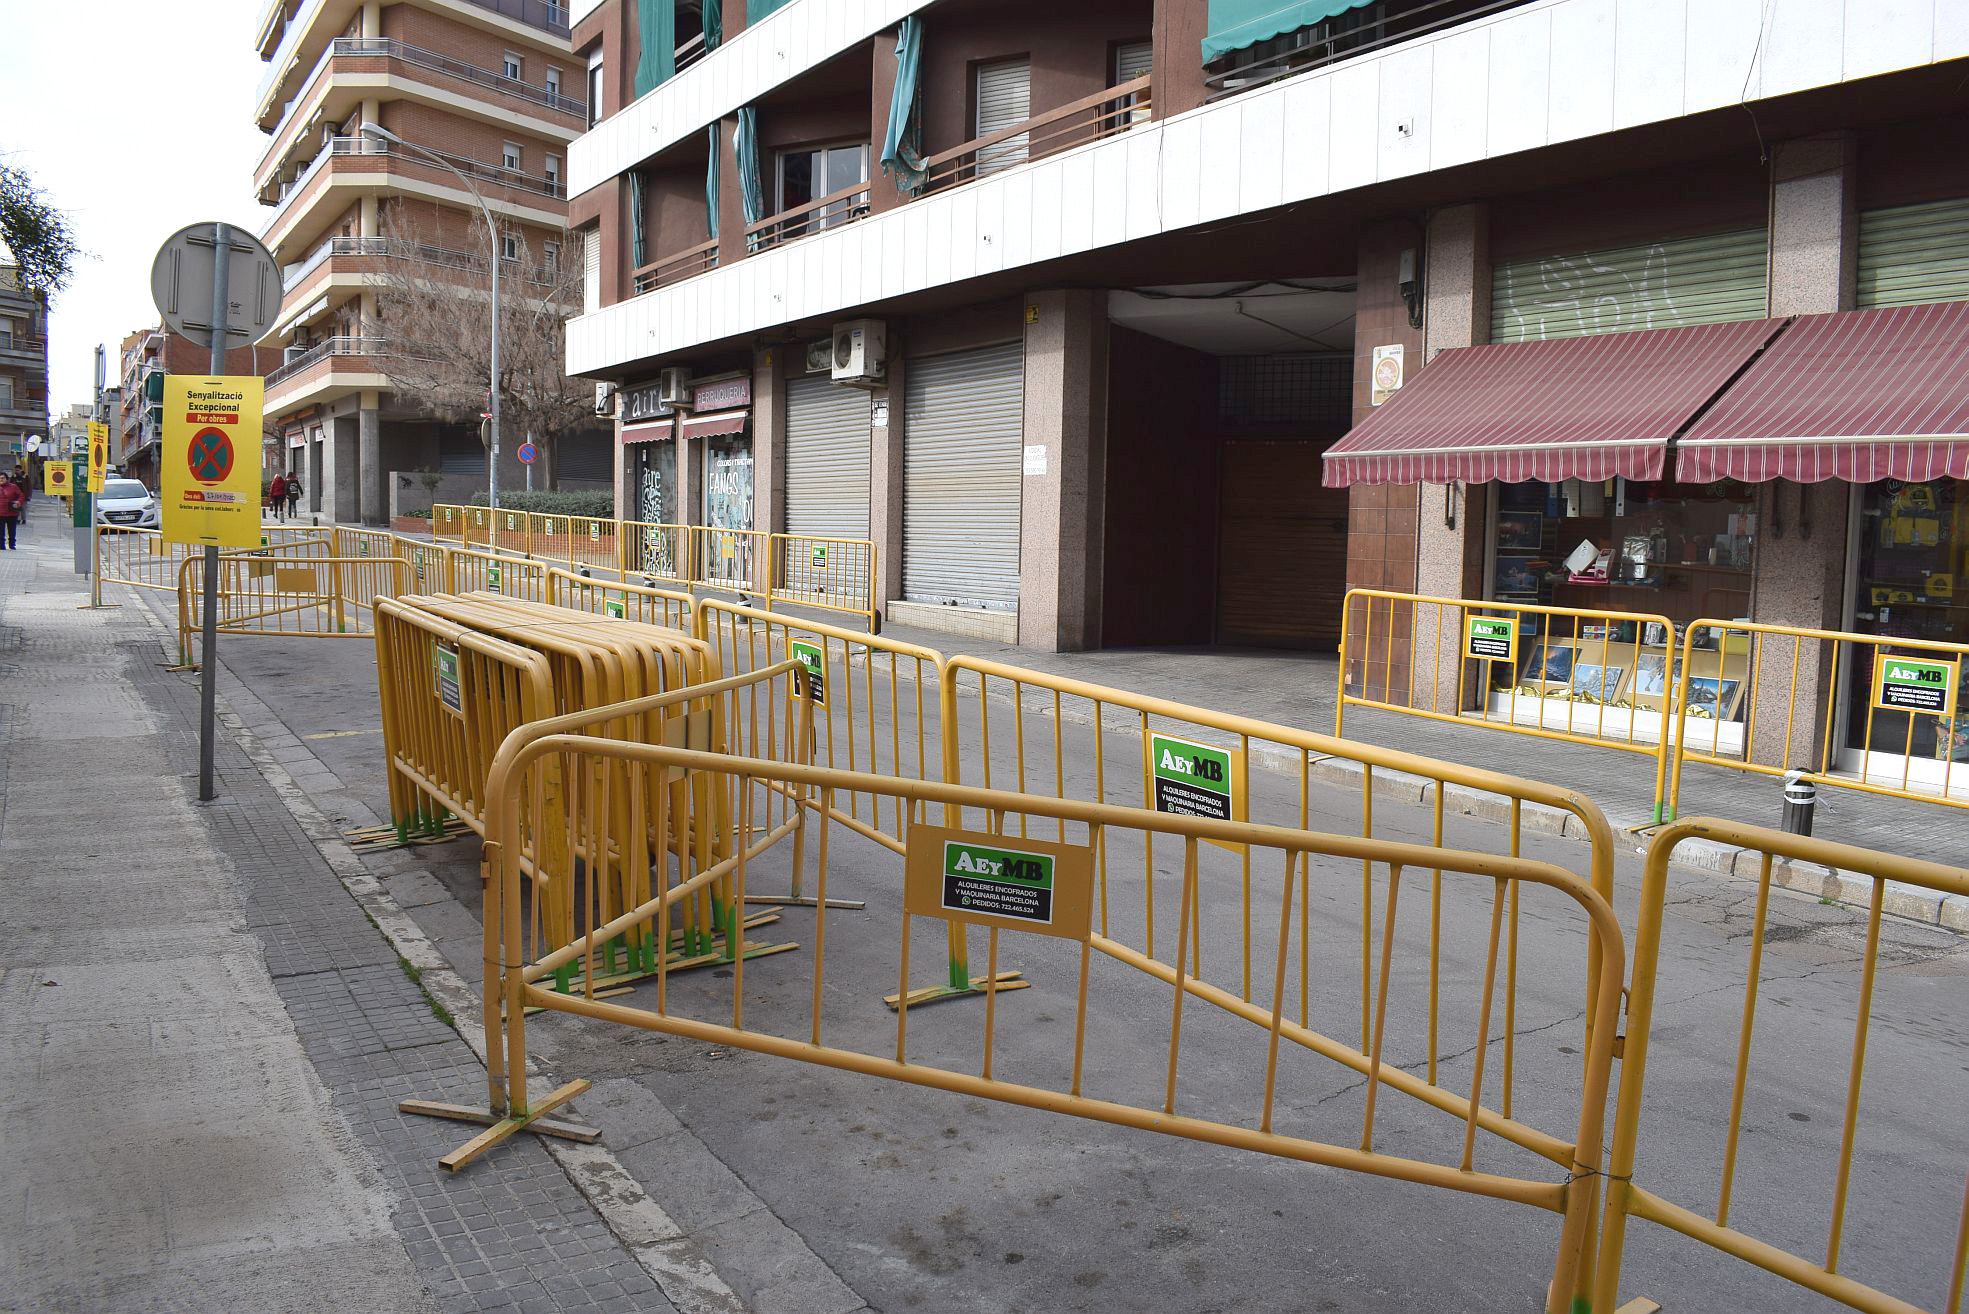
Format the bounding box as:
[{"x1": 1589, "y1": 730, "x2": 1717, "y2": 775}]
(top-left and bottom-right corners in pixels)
[
  {"x1": 338, "y1": 37, "x2": 583, "y2": 115},
  {"x1": 283, "y1": 234, "x2": 571, "y2": 298},
  {"x1": 1203, "y1": 0, "x2": 1535, "y2": 102},
  {"x1": 632, "y1": 238, "x2": 720, "y2": 295},
  {"x1": 923, "y1": 74, "x2": 1150, "y2": 194},
  {"x1": 0, "y1": 331, "x2": 47, "y2": 362}
]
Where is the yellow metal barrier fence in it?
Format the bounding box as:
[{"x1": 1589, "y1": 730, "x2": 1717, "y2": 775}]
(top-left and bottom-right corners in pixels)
[
  {"x1": 448, "y1": 547, "x2": 548, "y2": 601},
  {"x1": 619, "y1": 519, "x2": 692, "y2": 587},
  {"x1": 433, "y1": 503, "x2": 468, "y2": 544},
  {"x1": 1338, "y1": 588, "x2": 1680, "y2": 822},
  {"x1": 543, "y1": 567, "x2": 696, "y2": 631},
  {"x1": 1596, "y1": 819, "x2": 1969, "y2": 1314},
  {"x1": 97, "y1": 526, "x2": 331, "y2": 593},
  {"x1": 692, "y1": 524, "x2": 767, "y2": 596},
  {"x1": 767, "y1": 532, "x2": 878, "y2": 630},
  {"x1": 176, "y1": 553, "x2": 410, "y2": 665},
  {"x1": 940, "y1": 655, "x2": 1620, "y2": 1135},
  {"x1": 440, "y1": 739, "x2": 1621, "y2": 1314},
  {"x1": 1670, "y1": 619, "x2": 1969, "y2": 818}
]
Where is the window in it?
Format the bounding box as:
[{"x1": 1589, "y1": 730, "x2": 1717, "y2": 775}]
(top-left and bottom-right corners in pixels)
[
  {"x1": 583, "y1": 228, "x2": 601, "y2": 313},
  {"x1": 973, "y1": 57, "x2": 1030, "y2": 176},
  {"x1": 502, "y1": 141, "x2": 522, "y2": 172},
  {"x1": 503, "y1": 50, "x2": 523, "y2": 80},
  {"x1": 545, "y1": 66, "x2": 562, "y2": 99},
  {"x1": 774, "y1": 142, "x2": 870, "y2": 234},
  {"x1": 586, "y1": 53, "x2": 603, "y2": 128},
  {"x1": 544, "y1": 152, "x2": 562, "y2": 194},
  {"x1": 501, "y1": 232, "x2": 522, "y2": 262},
  {"x1": 0, "y1": 376, "x2": 12, "y2": 408},
  {"x1": 542, "y1": 240, "x2": 560, "y2": 275},
  {"x1": 1111, "y1": 40, "x2": 1152, "y2": 129}
]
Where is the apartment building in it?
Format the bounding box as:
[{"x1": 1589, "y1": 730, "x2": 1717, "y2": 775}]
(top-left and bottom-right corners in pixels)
[
  {"x1": 250, "y1": 0, "x2": 611, "y2": 524},
  {"x1": 115, "y1": 327, "x2": 276, "y2": 488},
  {"x1": 565, "y1": 1, "x2": 1968, "y2": 766},
  {"x1": 0, "y1": 266, "x2": 50, "y2": 469}
]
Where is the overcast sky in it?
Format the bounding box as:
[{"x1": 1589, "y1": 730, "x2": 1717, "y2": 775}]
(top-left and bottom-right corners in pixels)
[{"x1": 2, "y1": 1, "x2": 269, "y2": 416}]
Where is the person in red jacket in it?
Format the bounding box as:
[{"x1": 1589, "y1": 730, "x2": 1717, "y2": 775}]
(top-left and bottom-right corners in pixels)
[
  {"x1": 268, "y1": 472, "x2": 288, "y2": 522},
  {"x1": 0, "y1": 476, "x2": 25, "y2": 550}
]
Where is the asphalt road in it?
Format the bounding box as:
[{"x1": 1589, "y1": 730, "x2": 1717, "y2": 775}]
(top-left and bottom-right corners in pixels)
[{"x1": 190, "y1": 599, "x2": 1969, "y2": 1314}]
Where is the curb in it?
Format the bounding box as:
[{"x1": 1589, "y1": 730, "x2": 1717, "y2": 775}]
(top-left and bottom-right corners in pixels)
[{"x1": 129, "y1": 588, "x2": 753, "y2": 1314}]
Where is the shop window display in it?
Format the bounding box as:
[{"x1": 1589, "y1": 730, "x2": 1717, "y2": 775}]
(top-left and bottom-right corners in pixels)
[
  {"x1": 1848, "y1": 479, "x2": 1969, "y2": 763},
  {"x1": 1487, "y1": 479, "x2": 1757, "y2": 722}
]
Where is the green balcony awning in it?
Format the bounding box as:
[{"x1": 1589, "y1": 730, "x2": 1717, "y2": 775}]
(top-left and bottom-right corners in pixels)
[
  {"x1": 747, "y1": 0, "x2": 792, "y2": 20},
  {"x1": 635, "y1": 0, "x2": 676, "y2": 96},
  {"x1": 1202, "y1": 0, "x2": 1375, "y2": 61}
]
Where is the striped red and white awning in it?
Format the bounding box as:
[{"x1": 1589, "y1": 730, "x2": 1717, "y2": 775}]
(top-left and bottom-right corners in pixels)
[
  {"x1": 678, "y1": 409, "x2": 749, "y2": 440},
  {"x1": 1677, "y1": 301, "x2": 1969, "y2": 482},
  {"x1": 1321, "y1": 320, "x2": 1786, "y2": 487},
  {"x1": 621, "y1": 418, "x2": 674, "y2": 445}
]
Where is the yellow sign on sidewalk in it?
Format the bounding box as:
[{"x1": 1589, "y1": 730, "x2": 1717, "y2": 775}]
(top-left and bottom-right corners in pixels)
[
  {"x1": 162, "y1": 375, "x2": 263, "y2": 548},
  {"x1": 87, "y1": 422, "x2": 110, "y2": 492},
  {"x1": 44, "y1": 462, "x2": 71, "y2": 497}
]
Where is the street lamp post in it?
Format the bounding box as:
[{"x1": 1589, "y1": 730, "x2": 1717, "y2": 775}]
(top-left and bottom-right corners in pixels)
[{"x1": 360, "y1": 123, "x2": 501, "y2": 512}]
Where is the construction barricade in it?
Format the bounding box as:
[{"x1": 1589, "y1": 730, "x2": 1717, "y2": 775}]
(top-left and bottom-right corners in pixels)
[
  {"x1": 425, "y1": 735, "x2": 1620, "y2": 1314},
  {"x1": 432, "y1": 503, "x2": 467, "y2": 544},
  {"x1": 1596, "y1": 818, "x2": 1969, "y2": 1314},
  {"x1": 97, "y1": 525, "x2": 330, "y2": 593},
  {"x1": 543, "y1": 567, "x2": 696, "y2": 631},
  {"x1": 692, "y1": 525, "x2": 767, "y2": 596},
  {"x1": 1670, "y1": 619, "x2": 1969, "y2": 818},
  {"x1": 524, "y1": 512, "x2": 620, "y2": 576},
  {"x1": 938, "y1": 652, "x2": 1621, "y2": 1175},
  {"x1": 447, "y1": 546, "x2": 548, "y2": 601},
  {"x1": 767, "y1": 533, "x2": 878, "y2": 631},
  {"x1": 175, "y1": 551, "x2": 410, "y2": 666},
  {"x1": 1338, "y1": 587, "x2": 1681, "y2": 821},
  {"x1": 620, "y1": 519, "x2": 692, "y2": 588}
]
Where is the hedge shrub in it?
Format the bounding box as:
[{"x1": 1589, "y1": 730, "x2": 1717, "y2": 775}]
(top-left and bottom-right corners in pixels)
[{"x1": 465, "y1": 489, "x2": 614, "y2": 517}]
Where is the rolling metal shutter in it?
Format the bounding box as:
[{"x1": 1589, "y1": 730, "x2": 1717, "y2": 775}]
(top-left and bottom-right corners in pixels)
[
  {"x1": 784, "y1": 375, "x2": 872, "y2": 539},
  {"x1": 1216, "y1": 441, "x2": 1348, "y2": 648},
  {"x1": 583, "y1": 228, "x2": 601, "y2": 313},
  {"x1": 903, "y1": 343, "x2": 1024, "y2": 610},
  {"x1": 974, "y1": 58, "x2": 1030, "y2": 175},
  {"x1": 555, "y1": 432, "x2": 612, "y2": 483},
  {"x1": 1857, "y1": 198, "x2": 1969, "y2": 309},
  {"x1": 1490, "y1": 229, "x2": 1768, "y2": 343}
]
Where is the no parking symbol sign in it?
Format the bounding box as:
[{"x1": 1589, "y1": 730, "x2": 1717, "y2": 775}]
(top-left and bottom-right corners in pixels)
[{"x1": 162, "y1": 375, "x2": 263, "y2": 548}]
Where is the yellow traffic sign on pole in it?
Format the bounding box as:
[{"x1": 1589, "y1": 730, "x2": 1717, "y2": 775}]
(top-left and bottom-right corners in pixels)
[
  {"x1": 87, "y1": 422, "x2": 109, "y2": 492},
  {"x1": 162, "y1": 375, "x2": 263, "y2": 549},
  {"x1": 44, "y1": 462, "x2": 71, "y2": 498}
]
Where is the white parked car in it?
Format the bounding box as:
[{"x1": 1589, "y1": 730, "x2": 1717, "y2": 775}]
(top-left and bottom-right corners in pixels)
[{"x1": 95, "y1": 478, "x2": 160, "y2": 529}]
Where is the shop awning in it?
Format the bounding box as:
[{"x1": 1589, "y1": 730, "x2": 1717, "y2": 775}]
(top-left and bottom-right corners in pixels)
[
  {"x1": 621, "y1": 419, "x2": 673, "y2": 444},
  {"x1": 1677, "y1": 300, "x2": 1969, "y2": 483},
  {"x1": 679, "y1": 409, "x2": 748, "y2": 440},
  {"x1": 1320, "y1": 319, "x2": 1786, "y2": 488}
]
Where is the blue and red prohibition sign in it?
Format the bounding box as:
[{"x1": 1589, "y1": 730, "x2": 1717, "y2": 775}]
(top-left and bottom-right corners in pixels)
[{"x1": 188, "y1": 427, "x2": 235, "y2": 485}]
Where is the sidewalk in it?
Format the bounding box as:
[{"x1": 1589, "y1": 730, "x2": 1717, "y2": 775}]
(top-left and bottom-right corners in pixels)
[{"x1": 0, "y1": 502, "x2": 696, "y2": 1313}]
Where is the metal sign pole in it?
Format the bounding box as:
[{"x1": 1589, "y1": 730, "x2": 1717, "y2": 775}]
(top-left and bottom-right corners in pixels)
[{"x1": 197, "y1": 223, "x2": 231, "y2": 803}]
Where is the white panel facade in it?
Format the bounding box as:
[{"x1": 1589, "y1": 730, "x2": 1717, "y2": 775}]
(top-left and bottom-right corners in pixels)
[{"x1": 569, "y1": 0, "x2": 1962, "y2": 376}]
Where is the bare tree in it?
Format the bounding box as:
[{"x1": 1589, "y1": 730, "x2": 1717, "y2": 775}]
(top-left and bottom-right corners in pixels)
[{"x1": 372, "y1": 211, "x2": 591, "y2": 486}]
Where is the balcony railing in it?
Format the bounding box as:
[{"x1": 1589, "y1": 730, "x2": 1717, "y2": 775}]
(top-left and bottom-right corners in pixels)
[
  {"x1": 747, "y1": 179, "x2": 872, "y2": 255},
  {"x1": 266, "y1": 335, "x2": 391, "y2": 388},
  {"x1": 0, "y1": 333, "x2": 47, "y2": 355},
  {"x1": 1203, "y1": 0, "x2": 1534, "y2": 101},
  {"x1": 283, "y1": 234, "x2": 565, "y2": 290},
  {"x1": 330, "y1": 38, "x2": 585, "y2": 116},
  {"x1": 269, "y1": 137, "x2": 569, "y2": 212},
  {"x1": 923, "y1": 74, "x2": 1151, "y2": 193},
  {"x1": 632, "y1": 237, "x2": 720, "y2": 295},
  {"x1": 458, "y1": 0, "x2": 571, "y2": 36}
]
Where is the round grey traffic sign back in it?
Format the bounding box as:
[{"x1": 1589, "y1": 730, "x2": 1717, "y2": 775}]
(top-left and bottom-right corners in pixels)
[{"x1": 150, "y1": 222, "x2": 281, "y2": 350}]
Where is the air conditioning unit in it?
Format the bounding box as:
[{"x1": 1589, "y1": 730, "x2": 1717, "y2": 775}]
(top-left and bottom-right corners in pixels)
[
  {"x1": 594, "y1": 382, "x2": 616, "y2": 417},
  {"x1": 283, "y1": 344, "x2": 309, "y2": 365},
  {"x1": 658, "y1": 367, "x2": 691, "y2": 406},
  {"x1": 831, "y1": 319, "x2": 886, "y2": 385},
  {"x1": 804, "y1": 338, "x2": 832, "y2": 374}
]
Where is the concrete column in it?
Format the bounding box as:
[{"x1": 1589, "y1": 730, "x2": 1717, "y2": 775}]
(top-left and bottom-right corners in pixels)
[
  {"x1": 1414, "y1": 204, "x2": 1492, "y2": 709},
  {"x1": 329, "y1": 412, "x2": 359, "y2": 523},
  {"x1": 1152, "y1": 0, "x2": 1210, "y2": 120},
  {"x1": 1018, "y1": 290, "x2": 1108, "y2": 651},
  {"x1": 357, "y1": 394, "x2": 383, "y2": 526},
  {"x1": 716, "y1": 114, "x2": 748, "y2": 267},
  {"x1": 675, "y1": 433, "x2": 700, "y2": 529},
  {"x1": 1746, "y1": 137, "x2": 1858, "y2": 771},
  {"x1": 1768, "y1": 133, "x2": 1857, "y2": 317},
  {"x1": 868, "y1": 30, "x2": 906, "y2": 219},
  {"x1": 359, "y1": 195, "x2": 379, "y2": 240},
  {"x1": 361, "y1": 1, "x2": 380, "y2": 37},
  {"x1": 751, "y1": 347, "x2": 784, "y2": 535},
  {"x1": 870, "y1": 359, "x2": 905, "y2": 617}
]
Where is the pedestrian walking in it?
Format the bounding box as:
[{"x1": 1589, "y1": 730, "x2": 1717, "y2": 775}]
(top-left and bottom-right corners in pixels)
[
  {"x1": 0, "y1": 475, "x2": 26, "y2": 550},
  {"x1": 284, "y1": 473, "x2": 303, "y2": 521},
  {"x1": 269, "y1": 472, "x2": 288, "y2": 522}
]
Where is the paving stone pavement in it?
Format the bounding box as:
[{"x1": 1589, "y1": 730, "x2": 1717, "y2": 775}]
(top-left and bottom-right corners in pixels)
[{"x1": 0, "y1": 507, "x2": 682, "y2": 1314}]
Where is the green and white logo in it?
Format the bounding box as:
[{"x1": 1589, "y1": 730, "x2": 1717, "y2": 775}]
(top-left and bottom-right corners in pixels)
[
  {"x1": 590, "y1": 522, "x2": 601, "y2": 542},
  {"x1": 486, "y1": 562, "x2": 502, "y2": 593},
  {"x1": 1149, "y1": 732, "x2": 1232, "y2": 822},
  {"x1": 790, "y1": 639, "x2": 825, "y2": 705},
  {"x1": 1874, "y1": 655, "x2": 1956, "y2": 716},
  {"x1": 941, "y1": 840, "x2": 1054, "y2": 926},
  {"x1": 812, "y1": 544, "x2": 827, "y2": 569},
  {"x1": 605, "y1": 595, "x2": 625, "y2": 619},
  {"x1": 1466, "y1": 616, "x2": 1515, "y2": 662},
  {"x1": 433, "y1": 643, "x2": 462, "y2": 713}
]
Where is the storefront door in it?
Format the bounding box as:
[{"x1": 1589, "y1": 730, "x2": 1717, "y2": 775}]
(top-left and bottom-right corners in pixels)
[
  {"x1": 633, "y1": 439, "x2": 678, "y2": 576},
  {"x1": 1840, "y1": 479, "x2": 1969, "y2": 785},
  {"x1": 702, "y1": 432, "x2": 755, "y2": 588}
]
